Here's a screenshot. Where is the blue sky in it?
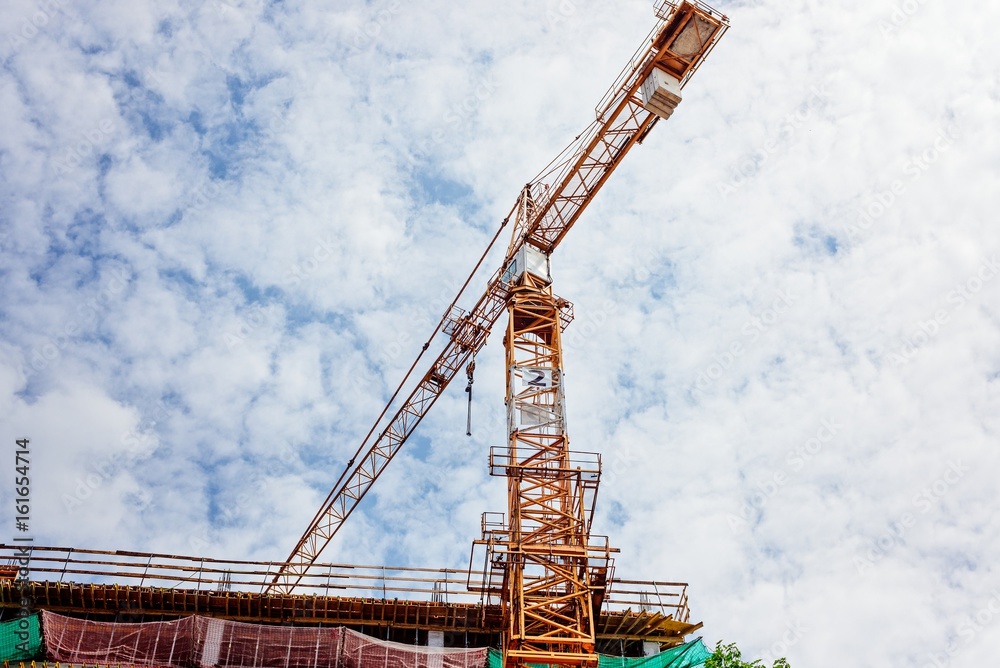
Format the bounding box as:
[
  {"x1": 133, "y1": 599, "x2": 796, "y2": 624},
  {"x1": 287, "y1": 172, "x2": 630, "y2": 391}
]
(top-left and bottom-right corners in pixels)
[{"x1": 1, "y1": 0, "x2": 999, "y2": 665}]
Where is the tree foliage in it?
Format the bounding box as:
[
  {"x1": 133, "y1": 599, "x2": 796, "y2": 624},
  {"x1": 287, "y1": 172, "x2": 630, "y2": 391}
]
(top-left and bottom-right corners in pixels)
[{"x1": 704, "y1": 641, "x2": 790, "y2": 668}]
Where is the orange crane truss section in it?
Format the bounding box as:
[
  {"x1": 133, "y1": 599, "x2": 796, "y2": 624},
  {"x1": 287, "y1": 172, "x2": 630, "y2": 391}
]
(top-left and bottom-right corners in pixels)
[{"x1": 496, "y1": 266, "x2": 599, "y2": 667}]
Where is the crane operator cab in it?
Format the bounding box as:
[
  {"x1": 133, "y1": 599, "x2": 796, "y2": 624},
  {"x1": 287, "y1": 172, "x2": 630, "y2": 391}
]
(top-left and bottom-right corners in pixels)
[{"x1": 503, "y1": 244, "x2": 551, "y2": 287}]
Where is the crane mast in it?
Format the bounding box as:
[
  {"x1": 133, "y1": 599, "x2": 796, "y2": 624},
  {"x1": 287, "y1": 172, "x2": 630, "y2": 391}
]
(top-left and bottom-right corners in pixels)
[
  {"x1": 478, "y1": 187, "x2": 605, "y2": 667},
  {"x1": 268, "y1": 12, "x2": 729, "y2": 657}
]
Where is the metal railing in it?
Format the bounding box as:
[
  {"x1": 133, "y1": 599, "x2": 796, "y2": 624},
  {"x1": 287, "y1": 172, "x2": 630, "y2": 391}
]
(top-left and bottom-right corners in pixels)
[{"x1": 2, "y1": 544, "x2": 689, "y2": 620}]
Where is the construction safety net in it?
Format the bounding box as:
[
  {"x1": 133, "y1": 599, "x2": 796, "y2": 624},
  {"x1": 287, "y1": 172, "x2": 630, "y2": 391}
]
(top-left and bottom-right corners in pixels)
[
  {"x1": 32, "y1": 612, "x2": 705, "y2": 668},
  {"x1": 597, "y1": 639, "x2": 712, "y2": 668},
  {"x1": 341, "y1": 629, "x2": 487, "y2": 668},
  {"x1": 206, "y1": 618, "x2": 343, "y2": 668},
  {"x1": 41, "y1": 610, "x2": 197, "y2": 667},
  {"x1": 486, "y1": 639, "x2": 711, "y2": 668},
  {"x1": 38, "y1": 612, "x2": 485, "y2": 668},
  {"x1": 0, "y1": 613, "x2": 43, "y2": 662}
]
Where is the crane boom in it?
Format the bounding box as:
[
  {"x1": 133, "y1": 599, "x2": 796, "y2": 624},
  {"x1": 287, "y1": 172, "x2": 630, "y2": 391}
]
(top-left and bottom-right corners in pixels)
[{"x1": 269, "y1": 0, "x2": 728, "y2": 595}]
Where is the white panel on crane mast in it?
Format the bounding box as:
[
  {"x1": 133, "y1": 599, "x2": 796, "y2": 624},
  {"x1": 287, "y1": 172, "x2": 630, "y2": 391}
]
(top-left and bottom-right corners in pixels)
[
  {"x1": 640, "y1": 68, "x2": 683, "y2": 120},
  {"x1": 503, "y1": 244, "x2": 551, "y2": 285}
]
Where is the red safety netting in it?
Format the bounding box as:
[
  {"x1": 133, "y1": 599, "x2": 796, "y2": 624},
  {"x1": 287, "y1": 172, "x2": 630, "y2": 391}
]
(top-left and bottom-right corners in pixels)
[
  {"x1": 339, "y1": 628, "x2": 487, "y2": 668},
  {"x1": 39, "y1": 613, "x2": 486, "y2": 668},
  {"x1": 41, "y1": 610, "x2": 196, "y2": 667},
  {"x1": 199, "y1": 617, "x2": 342, "y2": 668}
]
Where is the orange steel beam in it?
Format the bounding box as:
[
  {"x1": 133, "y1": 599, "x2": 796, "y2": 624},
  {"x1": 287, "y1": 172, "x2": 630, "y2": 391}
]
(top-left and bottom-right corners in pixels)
[
  {"x1": 269, "y1": 0, "x2": 728, "y2": 595},
  {"x1": 487, "y1": 229, "x2": 601, "y2": 667}
]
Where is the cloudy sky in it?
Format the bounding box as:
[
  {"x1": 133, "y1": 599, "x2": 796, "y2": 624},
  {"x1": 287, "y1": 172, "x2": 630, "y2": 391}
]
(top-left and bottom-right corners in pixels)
[{"x1": 1, "y1": 0, "x2": 998, "y2": 665}]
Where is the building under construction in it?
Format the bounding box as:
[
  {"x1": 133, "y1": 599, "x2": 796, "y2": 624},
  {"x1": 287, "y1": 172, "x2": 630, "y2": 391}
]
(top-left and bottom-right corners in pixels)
[
  {"x1": 0, "y1": 545, "x2": 702, "y2": 659},
  {"x1": 1, "y1": 3, "x2": 728, "y2": 668}
]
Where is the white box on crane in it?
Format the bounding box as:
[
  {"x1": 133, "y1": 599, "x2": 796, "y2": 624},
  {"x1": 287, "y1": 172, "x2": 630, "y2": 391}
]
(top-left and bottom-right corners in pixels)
[
  {"x1": 503, "y1": 244, "x2": 551, "y2": 285},
  {"x1": 640, "y1": 68, "x2": 682, "y2": 120}
]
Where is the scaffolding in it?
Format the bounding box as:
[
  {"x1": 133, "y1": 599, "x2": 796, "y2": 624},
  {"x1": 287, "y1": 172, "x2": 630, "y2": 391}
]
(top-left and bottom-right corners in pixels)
[{"x1": 0, "y1": 545, "x2": 699, "y2": 654}]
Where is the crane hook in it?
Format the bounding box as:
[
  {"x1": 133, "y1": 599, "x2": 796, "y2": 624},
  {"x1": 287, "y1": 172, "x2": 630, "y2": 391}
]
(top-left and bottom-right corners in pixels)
[{"x1": 465, "y1": 358, "x2": 476, "y2": 437}]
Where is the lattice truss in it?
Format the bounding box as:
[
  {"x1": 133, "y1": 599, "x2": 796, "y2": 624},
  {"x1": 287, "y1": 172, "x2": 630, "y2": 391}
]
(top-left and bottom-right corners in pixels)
[{"x1": 488, "y1": 252, "x2": 607, "y2": 668}]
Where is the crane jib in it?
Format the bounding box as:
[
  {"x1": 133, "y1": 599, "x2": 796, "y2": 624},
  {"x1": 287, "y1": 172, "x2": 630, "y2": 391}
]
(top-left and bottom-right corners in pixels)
[{"x1": 268, "y1": 0, "x2": 728, "y2": 595}]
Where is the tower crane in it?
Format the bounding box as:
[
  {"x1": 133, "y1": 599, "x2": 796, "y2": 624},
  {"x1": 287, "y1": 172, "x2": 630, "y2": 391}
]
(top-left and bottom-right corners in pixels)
[{"x1": 269, "y1": 2, "x2": 728, "y2": 667}]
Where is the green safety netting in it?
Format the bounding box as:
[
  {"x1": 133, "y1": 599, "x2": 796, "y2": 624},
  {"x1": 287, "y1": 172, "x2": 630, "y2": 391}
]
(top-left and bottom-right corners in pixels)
[
  {"x1": 0, "y1": 613, "x2": 43, "y2": 662},
  {"x1": 487, "y1": 638, "x2": 711, "y2": 668},
  {"x1": 598, "y1": 639, "x2": 712, "y2": 668}
]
